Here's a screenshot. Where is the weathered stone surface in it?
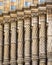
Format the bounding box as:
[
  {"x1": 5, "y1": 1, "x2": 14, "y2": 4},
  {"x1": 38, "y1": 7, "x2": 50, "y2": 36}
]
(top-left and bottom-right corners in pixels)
[
  {"x1": 32, "y1": 16, "x2": 39, "y2": 65},
  {"x1": 0, "y1": 24, "x2": 3, "y2": 65},
  {"x1": 17, "y1": 19, "x2": 24, "y2": 65},
  {"x1": 47, "y1": 9, "x2": 52, "y2": 65},
  {"x1": 39, "y1": 14, "x2": 46, "y2": 65},
  {"x1": 4, "y1": 23, "x2": 9, "y2": 65},
  {"x1": 24, "y1": 18, "x2": 31, "y2": 65},
  {"x1": 11, "y1": 20, "x2": 16, "y2": 65}
]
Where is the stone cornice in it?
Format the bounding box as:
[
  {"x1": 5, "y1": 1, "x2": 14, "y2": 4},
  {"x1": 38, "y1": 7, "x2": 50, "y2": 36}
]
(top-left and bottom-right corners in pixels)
[{"x1": 0, "y1": 3, "x2": 52, "y2": 21}]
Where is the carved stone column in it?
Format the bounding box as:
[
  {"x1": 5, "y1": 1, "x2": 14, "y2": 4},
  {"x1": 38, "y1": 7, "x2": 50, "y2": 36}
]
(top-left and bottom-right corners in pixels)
[
  {"x1": 10, "y1": 11, "x2": 17, "y2": 65},
  {"x1": 24, "y1": 17, "x2": 31, "y2": 65},
  {"x1": 17, "y1": 10, "x2": 24, "y2": 65},
  {"x1": 39, "y1": 5, "x2": 47, "y2": 65},
  {"x1": 3, "y1": 13, "x2": 10, "y2": 65},
  {"x1": 24, "y1": 8, "x2": 31, "y2": 65},
  {"x1": 31, "y1": 6, "x2": 39, "y2": 65},
  {"x1": 47, "y1": 4, "x2": 52, "y2": 65},
  {"x1": 0, "y1": 15, "x2": 3, "y2": 65}
]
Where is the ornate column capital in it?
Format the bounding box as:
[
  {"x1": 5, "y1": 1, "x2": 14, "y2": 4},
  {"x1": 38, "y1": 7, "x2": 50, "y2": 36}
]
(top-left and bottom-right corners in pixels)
[
  {"x1": 10, "y1": 10, "x2": 17, "y2": 22},
  {"x1": 0, "y1": 14, "x2": 3, "y2": 24},
  {"x1": 10, "y1": 17, "x2": 17, "y2": 23},
  {"x1": 47, "y1": 9, "x2": 52, "y2": 14},
  {"x1": 31, "y1": 6, "x2": 38, "y2": 17},
  {"x1": 17, "y1": 9, "x2": 24, "y2": 20},
  {"x1": 3, "y1": 12, "x2": 10, "y2": 23},
  {"x1": 38, "y1": 4, "x2": 46, "y2": 15},
  {"x1": 46, "y1": 2, "x2": 52, "y2": 13},
  {"x1": 24, "y1": 7, "x2": 31, "y2": 19},
  {"x1": 10, "y1": 10, "x2": 17, "y2": 18}
]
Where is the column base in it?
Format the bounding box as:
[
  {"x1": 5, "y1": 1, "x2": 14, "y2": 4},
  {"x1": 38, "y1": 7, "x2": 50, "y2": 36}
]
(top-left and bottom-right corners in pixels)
[
  {"x1": 18, "y1": 63, "x2": 23, "y2": 65},
  {"x1": 32, "y1": 61, "x2": 38, "y2": 65},
  {"x1": 39, "y1": 59, "x2": 46, "y2": 65},
  {"x1": 25, "y1": 62, "x2": 30, "y2": 65},
  {"x1": 0, "y1": 61, "x2": 3, "y2": 65},
  {"x1": 47, "y1": 61, "x2": 52, "y2": 65}
]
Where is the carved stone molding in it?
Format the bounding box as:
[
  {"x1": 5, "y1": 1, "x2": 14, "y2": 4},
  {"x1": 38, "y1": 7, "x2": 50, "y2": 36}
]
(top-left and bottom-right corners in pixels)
[
  {"x1": 0, "y1": 14, "x2": 3, "y2": 24},
  {"x1": 3, "y1": 14, "x2": 10, "y2": 23}
]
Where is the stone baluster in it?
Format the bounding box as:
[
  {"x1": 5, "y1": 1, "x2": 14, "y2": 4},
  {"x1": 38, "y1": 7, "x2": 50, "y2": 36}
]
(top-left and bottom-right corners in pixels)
[{"x1": 3, "y1": 14, "x2": 10, "y2": 65}]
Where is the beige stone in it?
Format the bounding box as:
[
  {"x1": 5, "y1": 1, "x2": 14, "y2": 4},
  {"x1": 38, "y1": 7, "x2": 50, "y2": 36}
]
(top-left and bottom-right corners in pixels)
[
  {"x1": 0, "y1": 2, "x2": 52, "y2": 65},
  {"x1": 47, "y1": 9, "x2": 52, "y2": 65},
  {"x1": 0, "y1": 24, "x2": 3, "y2": 63},
  {"x1": 47, "y1": 61, "x2": 52, "y2": 65},
  {"x1": 11, "y1": 20, "x2": 16, "y2": 65},
  {"x1": 39, "y1": 14, "x2": 46, "y2": 65},
  {"x1": 17, "y1": 19, "x2": 24, "y2": 65},
  {"x1": 39, "y1": 61, "x2": 46, "y2": 65},
  {"x1": 32, "y1": 60, "x2": 38, "y2": 65},
  {"x1": 4, "y1": 23, "x2": 9, "y2": 65},
  {"x1": 32, "y1": 16, "x2": 39, "y2": 65},
  {"x1": 0, "y1": 24, "x2": 3, "y2": 45},
  {"x1": 24, "y1": 18, "x2": 31, "y2": 65}
]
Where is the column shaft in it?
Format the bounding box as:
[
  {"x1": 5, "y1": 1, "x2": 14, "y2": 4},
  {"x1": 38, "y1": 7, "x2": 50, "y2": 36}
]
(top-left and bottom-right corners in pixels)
[
  {"x1": 39, "y1": 14, "x2": 46, "y2": 65},
  {"x1": 32, "y1": 16, "x2": 39, "y2": 65},
  {"x1": 0, "y1": 24, "x2": 3, "y2": 65},
  {"x1": 47, "y1": 9, "x2": 52, "y2": 65},
  {"x1": 11, "y1": 20, "x2": 16, "y2": 65},
  {"x1": 24, "y1": 18, "x2": 31, "y2": 65},
  {"x1": 17, "y1": 19, "x2": 24, "y2": 65},
  {"x1": 4, "y1": 23, "x2": 9, "y2": 65}
]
